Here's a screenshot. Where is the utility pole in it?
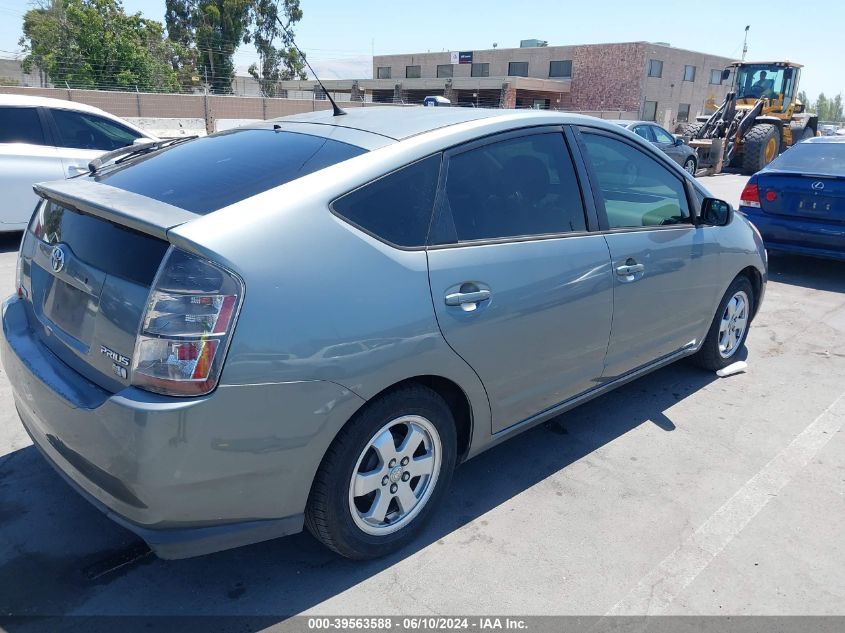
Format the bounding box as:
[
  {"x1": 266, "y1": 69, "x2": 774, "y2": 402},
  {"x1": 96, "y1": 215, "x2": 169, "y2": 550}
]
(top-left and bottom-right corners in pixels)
[{"x1": 741, "y1": 25, "x2": 750, "y2": 61}]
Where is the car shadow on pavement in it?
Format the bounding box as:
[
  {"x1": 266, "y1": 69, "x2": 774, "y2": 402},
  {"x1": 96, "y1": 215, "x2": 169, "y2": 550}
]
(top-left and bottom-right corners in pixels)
[
  {"x1": 0, "y1": 231, "x2": 23, "y2": 254},
  {"x1": 0, "y1": 362, "x2": 715, "y2": 627},
  {"x1": 768, "y1": 253, "x2": 845, "y2": 293}
]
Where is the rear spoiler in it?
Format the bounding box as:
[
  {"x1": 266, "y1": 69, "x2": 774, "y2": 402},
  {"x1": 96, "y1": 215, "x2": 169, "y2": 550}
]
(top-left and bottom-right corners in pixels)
[{"x1": 34, "y1": 179, "x2": 198, "y2": 241}]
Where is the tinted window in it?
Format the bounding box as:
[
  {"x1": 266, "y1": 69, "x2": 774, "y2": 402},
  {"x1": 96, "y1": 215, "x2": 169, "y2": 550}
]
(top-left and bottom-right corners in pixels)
[
  {"x1": 508, "y1": 62, "x2": 529, "y2": 77},
  {"x1": 549, "y1": 60, "x2": 572, "y2": 78},
  {"x1": 0, "y1": 107, "x2": 46, "y2": 145},
  {"x1": 581, "y1": 132, "x2": 690, "y2": 228},
  {"x1": 437, "y1": 64, "x2": 453, "y2": 78},
  {"x1": 643, "y1": 100, "x2": 658, "y2": 121},
  {"x1": 406, "y1": 65, "x2": 421, "y2": 79},
  {"x1": 632, "y1": 125, "x2": 654, "y2": 142},
  {"x1": 99, "y1": 130, "x2": 366, "y2": 215},
  {"x1": 648, "y1": 60, "x2": 663, "y2": 78},
  {"x1": 768, "y1": 142, "x2": 845, "y2": 175},
  {"x1": 445, "y1": 133, "x2": 587, "y2": 242},
  {"x1": 471, "y1": 63, "x2": 489, "y2": 77},
  {"x1": 50, "y1": 109, "x2": 141, "y2": 151},
  {"x1": 332, "y1": 155, "x2": 441, "y2": 248}
]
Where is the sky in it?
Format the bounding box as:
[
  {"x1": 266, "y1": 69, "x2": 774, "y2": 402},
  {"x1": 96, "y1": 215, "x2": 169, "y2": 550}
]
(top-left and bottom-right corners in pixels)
[{"x1": 1, "y1": 0, "x2": 843, "y2": 99}]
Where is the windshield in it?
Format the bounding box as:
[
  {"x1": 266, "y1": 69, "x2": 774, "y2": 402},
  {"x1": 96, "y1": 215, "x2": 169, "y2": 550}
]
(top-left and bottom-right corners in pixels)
[
  {"x1": 768, "y1": 143, "x2": 845, "y2": 176},
  {"x1": 97, "y1": 129, "x2": 367, "y2": 215},
  {"x1": 735, "y1": 64, "x2": 795, "y2": 100}
]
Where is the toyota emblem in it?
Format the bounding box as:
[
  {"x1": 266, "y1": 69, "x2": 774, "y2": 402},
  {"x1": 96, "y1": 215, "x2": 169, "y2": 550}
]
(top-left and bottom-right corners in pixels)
[
  {"x1": 50, "y1": 246, "x2": 66, "y2": 273},
  {"x1": 811, "y1": 181, "x2": 825, "y2": 191}
]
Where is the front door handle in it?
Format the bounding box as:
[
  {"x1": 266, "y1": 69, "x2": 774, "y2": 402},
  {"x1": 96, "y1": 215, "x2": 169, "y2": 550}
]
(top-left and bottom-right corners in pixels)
[
  {"x1": 445, "y1": 289, "x2": 491, "y2": 307},
  {"x1": 616, "y1": 263, "x2": 645, "y2": 276}
]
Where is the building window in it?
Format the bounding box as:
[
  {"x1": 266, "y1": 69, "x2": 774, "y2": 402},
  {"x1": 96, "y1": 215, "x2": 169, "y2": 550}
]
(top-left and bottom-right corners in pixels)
[
  {"x1": 508, "y1": 61, "x2": 529, "y2": 77},
  {"x1": 677, "y1": 103, "x2": 691, "y2": 123},
  {"x1": 710, "y1": 69, "x2": 723, "y2": 84},
  {"x1": 436, "y1": 64, "x2": 453, "y2": 78},
  {"x1": 471, "y1": 62, "x2": 489, "y2": 77},
  {"x1": 683, "y1": 65, "x2": 696, "y2": 82},
  {"x1": 643, "y1": 100, "x2": 658, "y2": 121},
  {"x1": 376, "y1": 66, "x2": 391, "y2": 79},
  {"x1": 647, "y1": 59, "x2": 663, "y2": 78},
  {"x1": 549, "y1": 60, "x2": 572, "y2": 78},
  {"x1": 405, "y1": 65, "x2": 421, "y2": 79}
]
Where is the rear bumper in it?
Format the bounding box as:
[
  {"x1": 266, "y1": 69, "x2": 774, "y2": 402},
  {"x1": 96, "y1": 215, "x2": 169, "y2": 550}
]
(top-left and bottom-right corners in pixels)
[
  {"x1": 1, "y1": 295, "x2": 365, "y2": 558},
  {"x1": 742, "y1": 207, "x2": 845, "y2": 261}
]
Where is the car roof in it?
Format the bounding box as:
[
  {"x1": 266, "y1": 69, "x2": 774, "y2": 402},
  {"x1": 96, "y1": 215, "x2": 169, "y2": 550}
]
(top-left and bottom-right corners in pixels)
[
  {"x1": 0, "y1": 92, "x2": 113, "y2": 116},
  {"x1": 804, "y1": 135, "x2": 845, "y2": 144},
  {"x1": 267, "y1": 106, "x2": 579, "y2": 141}
]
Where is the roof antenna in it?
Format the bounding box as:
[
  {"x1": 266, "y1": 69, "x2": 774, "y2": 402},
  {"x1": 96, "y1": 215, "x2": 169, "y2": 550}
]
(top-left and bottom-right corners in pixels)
[{"x1": 272, "y1": 11, "x2": 346, "y2": 116}]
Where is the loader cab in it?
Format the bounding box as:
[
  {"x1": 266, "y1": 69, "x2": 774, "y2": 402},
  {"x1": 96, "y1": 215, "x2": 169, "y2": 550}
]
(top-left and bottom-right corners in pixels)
[{"x1": 731, "y1": 62, "x2": 801, "y2": 113}]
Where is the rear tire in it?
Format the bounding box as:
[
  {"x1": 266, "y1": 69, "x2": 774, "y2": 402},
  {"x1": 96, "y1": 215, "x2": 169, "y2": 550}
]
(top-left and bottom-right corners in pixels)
[
  {"x1": 305, "y1": 385, "x2": 457, "y2": 559},
  {"x1": 678, "y1": 122, "x2": 703, "y2": 139},
  {"x1": 742, "y1": 124, "x2": 780, "y2": 174},
  {"x1": 682, "y1": 156, "x2": 697, "y2": 175},
  {"x1": 692, "y1": 276, "x2": 754, "y2": 371}
]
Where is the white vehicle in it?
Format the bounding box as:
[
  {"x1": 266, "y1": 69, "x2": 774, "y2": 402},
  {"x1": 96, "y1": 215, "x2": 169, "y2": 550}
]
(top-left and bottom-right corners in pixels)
[{"x1": 0, "y1": 94, "x2": 156, "y2": 232}]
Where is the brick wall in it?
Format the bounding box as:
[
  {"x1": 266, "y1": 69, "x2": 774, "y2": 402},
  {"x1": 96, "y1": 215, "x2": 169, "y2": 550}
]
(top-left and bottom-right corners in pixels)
[{"x1": 568, "y1": 43, "x2": 646, "y2": 112}]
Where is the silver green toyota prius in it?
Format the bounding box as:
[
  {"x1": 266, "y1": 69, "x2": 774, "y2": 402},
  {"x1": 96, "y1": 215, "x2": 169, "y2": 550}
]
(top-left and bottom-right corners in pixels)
[{"x1": 1, "y1": 107, "x2": 766, "y2": 560}]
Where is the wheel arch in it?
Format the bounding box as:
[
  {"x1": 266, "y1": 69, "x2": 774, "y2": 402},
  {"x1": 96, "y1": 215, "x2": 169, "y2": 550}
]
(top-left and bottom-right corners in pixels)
[{"x1": 737, "y1": 265, "x2": 764, "y2": 319}]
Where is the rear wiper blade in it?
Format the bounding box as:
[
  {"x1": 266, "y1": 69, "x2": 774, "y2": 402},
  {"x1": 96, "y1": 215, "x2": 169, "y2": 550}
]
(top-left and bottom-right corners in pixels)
[{"x1": 87, "y1": 135, "x2": 199, "y2": 174}]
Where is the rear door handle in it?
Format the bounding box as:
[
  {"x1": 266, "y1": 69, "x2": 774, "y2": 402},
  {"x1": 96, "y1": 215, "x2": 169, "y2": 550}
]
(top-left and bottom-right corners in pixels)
[
  {"x1": 445, "y1": 289, "x2": 491, "y2": 306},
  {"x1": 616, "y1": 263, "x2": 645, "y2": 276}
]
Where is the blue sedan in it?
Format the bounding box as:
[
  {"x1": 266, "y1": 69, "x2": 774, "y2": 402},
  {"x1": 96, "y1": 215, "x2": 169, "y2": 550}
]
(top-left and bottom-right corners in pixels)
[{"x1": 740, "y1": 136, "x2": 845, "y2": 261}]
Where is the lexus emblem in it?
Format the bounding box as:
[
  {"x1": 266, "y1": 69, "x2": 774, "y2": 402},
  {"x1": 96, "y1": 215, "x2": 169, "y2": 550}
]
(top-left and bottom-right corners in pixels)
[
  {"x1": 811, "y1": 181, "x2": 825, "y2": 191},
  {"x1": 50, "y1": 246, "x2": 66, "y2": 273}
]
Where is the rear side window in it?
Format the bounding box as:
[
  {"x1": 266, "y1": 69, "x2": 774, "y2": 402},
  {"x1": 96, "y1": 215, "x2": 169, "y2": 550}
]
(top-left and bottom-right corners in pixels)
[
  {"x1": 581, "y1": 132, "x2": 690, "y2": 228},
  {"x1": 0, "y1": 107, "x2": 46, "y2": 145},
  {"x1": 50, "y1": 109, "x2": 141, "y2": 151},
  {"x1": 99, "y1": 130, "x2": 367, "y2": 215},
  {"x1": 444, "y1": 133, "x2": 587, "y2": 242},
  {"x1": 332, "y1": 155, "x2": 441, "y2": 248}
]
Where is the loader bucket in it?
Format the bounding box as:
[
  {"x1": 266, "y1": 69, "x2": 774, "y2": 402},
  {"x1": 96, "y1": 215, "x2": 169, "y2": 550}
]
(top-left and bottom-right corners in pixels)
[{"x1": 688, "y1": 138, "x2": 724, "y2": 176}]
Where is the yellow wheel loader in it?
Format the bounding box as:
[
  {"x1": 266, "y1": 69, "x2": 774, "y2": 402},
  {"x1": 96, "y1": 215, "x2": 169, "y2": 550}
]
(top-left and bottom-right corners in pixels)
[{"x1": 679, "y1": 61, "x2": 817, "y2": 175}]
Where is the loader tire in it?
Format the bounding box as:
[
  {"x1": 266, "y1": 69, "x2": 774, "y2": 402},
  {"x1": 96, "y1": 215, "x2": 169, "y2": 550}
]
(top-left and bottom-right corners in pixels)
[
  {"x1": 678, "y1": 122, "x2": 703, "y2": 139},
  {"x1": 742, "y1": 124, "x2": 780, "y2": 174}
]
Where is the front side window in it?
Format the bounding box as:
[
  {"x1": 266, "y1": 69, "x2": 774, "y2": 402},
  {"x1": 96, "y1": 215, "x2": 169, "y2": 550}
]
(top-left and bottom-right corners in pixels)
[
  {"x1": 0, "y1": 106, "x2": 46, "y2": 145},
  {"x1": 683, "y1": 65, "x2": 696, "y2": 82},
  {"x1": 677, "y1": 103, "x2": 691, "y2": 122},
  {"x1": 651, "y1": 126, "x2": 675, "y2": 144},
  {"x1": 471, "y1": 63, "x2": 489, "y2": 77},
  {"x1": 332, "y1": 155, "x2": 441, "y2": 248},
  {"x1": 99, "y1": 130, "x2": 366, "y2": 215},
  {"x1": 50, "y1": 109, "x2": 141, "y2": 151},
  {"x1": 436, "y1": 64, "x2": 453, "y2": 78},
  {"x1": 643, "y1": 100, "x2": 658, "y2": 121},
  {"x1": 444, "y1": 133, "x2": 587, "y2": 242},
  {"x1": 735, "y1": 64, "x2": 788, "y2": 99},
  {"x1": 405, "y1": 65, "x2": 421, "y2": 79},
  {"x1": 508, "y1": 62, "x2": 529, "y2": 77},
  {"x1": 377, "y1": 66, "x2": 391, "y2": 79},
  {"x1": 648, "y1": 59, "x2": 663, "y2": 78},
  {"x1": 581, "y1": 132, "x2": 691, "y2": 229},
  {"x1": 549, "y1": 60, "x2": 572, "y2": 78}
]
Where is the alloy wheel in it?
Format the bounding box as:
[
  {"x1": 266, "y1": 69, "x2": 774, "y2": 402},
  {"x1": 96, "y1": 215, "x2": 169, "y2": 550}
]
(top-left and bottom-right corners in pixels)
[{"x1": 718, "y1": 290, "x2": 749, "y2": 358}]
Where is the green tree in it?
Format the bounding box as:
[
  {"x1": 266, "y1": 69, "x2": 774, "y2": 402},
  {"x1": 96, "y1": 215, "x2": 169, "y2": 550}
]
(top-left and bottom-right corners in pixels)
[
  {"x1": 19, "y1": 0, "x2": 187, "y2": 92},
  {"x1": 815, "y1": 93, "x2": 829, "y2": 120},
  {"x1": 797, "y1": 90, "x2": 809, "y2": 107},
  {"x1": 164, "y1": 0, "x2": 304, "y2": 95},
  {"x1": 830, "y1": 93, "x2": 843, "y2": 123},
  {"x1": 246, "y1": 0, "x2": 306, "y2": 97}
]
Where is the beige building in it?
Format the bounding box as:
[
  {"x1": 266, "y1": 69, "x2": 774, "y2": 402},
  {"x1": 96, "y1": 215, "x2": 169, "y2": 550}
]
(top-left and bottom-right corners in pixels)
[{"x1": 361, "y1": 41, "x2": 735, "y2": 127}]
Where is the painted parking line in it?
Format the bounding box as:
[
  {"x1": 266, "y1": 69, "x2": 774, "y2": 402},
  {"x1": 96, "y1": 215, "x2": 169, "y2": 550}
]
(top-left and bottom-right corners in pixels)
[{"x1": 607, "y1": 391, "x2": 845, "y2": 615}]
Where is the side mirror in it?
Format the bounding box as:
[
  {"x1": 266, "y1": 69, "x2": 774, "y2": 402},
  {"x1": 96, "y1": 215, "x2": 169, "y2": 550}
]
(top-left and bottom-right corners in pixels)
[
  {"x1": 700, "y1": 197, "x2": 733, "y2": 226},
  {"x1": 721, "y1": 68, "x2": 731, "y2": 81},
  {"x1": 674, "y1": 136, "x2": 684, "y2": 146}
]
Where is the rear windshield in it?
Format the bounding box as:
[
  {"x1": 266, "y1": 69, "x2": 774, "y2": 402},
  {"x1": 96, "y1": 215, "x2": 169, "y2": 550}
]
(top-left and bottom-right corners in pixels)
[
  {"x1": 97, "y1": 129, "x2": 367, "y2": 214},
  {"x1": 769, "y1": 142, "x2": 845, "y2": 175}
]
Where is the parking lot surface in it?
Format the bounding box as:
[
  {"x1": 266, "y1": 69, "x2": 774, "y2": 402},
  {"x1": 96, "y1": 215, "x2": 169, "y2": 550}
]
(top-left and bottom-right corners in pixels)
[{"x1": 1, "y1": 174, "x2": 844, "y2": 622}]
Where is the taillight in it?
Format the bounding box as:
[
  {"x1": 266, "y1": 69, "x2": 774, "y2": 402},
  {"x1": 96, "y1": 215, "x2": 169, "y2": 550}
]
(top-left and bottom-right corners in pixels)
[
  {"x1": 740, "y1": 182, "x2": 760, "y2": 208},
  {"x1": 131, "y1": 248, "x2": 244, "y2": 396}
]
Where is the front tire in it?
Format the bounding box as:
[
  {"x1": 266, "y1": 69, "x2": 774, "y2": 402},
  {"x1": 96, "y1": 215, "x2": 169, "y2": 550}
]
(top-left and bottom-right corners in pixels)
[
  {"x1": 305, "y1": 385, "x2": 457, "y2": 559},
  {"x1": 682, "y1": 156, "x2": 697, "y2": 175},
  {"x1": 742, "y1": 124, "x2": 780, "y2": 174},
  {"x1": 692, "y1": 276, "x2": 754, "y2": 371}
]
